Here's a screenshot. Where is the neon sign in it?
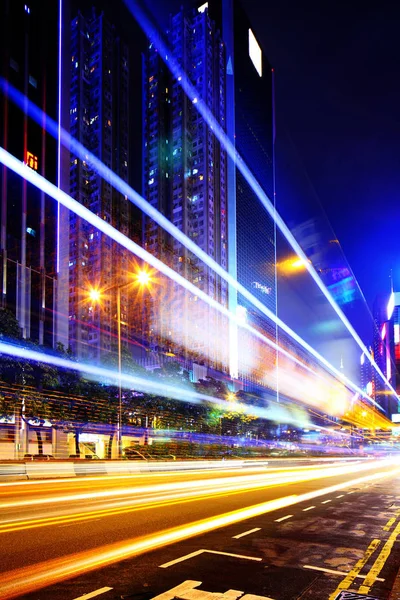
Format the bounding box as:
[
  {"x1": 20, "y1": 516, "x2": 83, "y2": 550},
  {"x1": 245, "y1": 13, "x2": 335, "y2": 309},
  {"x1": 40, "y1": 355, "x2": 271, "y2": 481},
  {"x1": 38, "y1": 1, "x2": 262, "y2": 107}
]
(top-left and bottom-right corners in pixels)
[{"x1": 26, "y1": 151, "x2": 38, "y2": 171}]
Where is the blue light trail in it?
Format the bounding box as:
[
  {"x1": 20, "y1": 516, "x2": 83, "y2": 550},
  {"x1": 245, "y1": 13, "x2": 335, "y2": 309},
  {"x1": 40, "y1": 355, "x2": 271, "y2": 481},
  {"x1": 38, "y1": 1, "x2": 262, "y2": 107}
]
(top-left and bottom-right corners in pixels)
[
  {"x1": 0, "y1": 81, "x2": 385, "y2": 409},
  {"x1": 0, "y1": 339, "x2": 313, "y2": 429},
  {"x1": 124, "y1": 0, "x2": 397, "y2": 401},
  {"x1": 0, "y1": 145, "x2": 315, "y2": 380}
]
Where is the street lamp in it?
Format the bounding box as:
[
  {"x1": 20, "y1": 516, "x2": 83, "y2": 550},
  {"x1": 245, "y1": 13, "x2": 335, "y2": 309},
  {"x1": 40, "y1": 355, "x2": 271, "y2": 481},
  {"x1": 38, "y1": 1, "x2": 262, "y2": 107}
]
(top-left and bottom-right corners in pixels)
[{"x1": 89, "y1": 268, "x2": 151, "y2": 459}]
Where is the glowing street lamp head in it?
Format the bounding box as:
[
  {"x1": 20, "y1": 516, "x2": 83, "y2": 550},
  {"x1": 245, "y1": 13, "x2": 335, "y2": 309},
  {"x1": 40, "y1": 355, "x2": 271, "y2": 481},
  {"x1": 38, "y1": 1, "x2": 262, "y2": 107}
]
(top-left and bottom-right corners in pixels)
[
  {"x1": 291, "y1": 258, "x2": 306, "y2": 269},
  {"x1": 89, "y1": 288, "x2": 101, "y2": 303},
  {"x1": 278, "y1": 256, "x2": 309, "y2": 274},
  {"x1": 137, "y1": 270, "x2": 150, "y2": 286}
]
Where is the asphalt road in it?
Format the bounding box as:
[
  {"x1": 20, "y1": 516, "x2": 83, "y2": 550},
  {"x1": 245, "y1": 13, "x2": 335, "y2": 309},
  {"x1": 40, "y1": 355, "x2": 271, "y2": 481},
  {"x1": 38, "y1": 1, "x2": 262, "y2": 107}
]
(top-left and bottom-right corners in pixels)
[{"x1": 1, "y1": 458, "x2": 400, "y2": 600}]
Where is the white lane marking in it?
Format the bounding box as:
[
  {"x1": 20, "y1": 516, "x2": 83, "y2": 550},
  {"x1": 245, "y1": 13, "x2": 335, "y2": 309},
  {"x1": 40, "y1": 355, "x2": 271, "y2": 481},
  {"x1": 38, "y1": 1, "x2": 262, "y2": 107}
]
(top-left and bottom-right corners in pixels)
[
  {"x1": 302, "y1": 506, "x2": 315, "y2": 511},
  {"x1": 160, "y1": 549, "x2": 262, "y2": 568},
  {"x1": 303, "y1": 564, "x2": 384, "y2": 581},
  {"x1": 347, "y1": 491, "x2": 355, "y2": 494},
  {"x1": 233, "y1": 527, "x2": 261, "y2": 539},
  {"x1": 150, "y1": 581, "x2": 276, "y2": 600},
  {"x1": 321, "y1": 500, "x2": 331, "y2": 504},
  {"x1": 150, "y1": 580, "x2": 203, "y2": 600},
  {"x1": 336, "y1": 494, "x2": 344, "y2": 498},
  {"x1": 274, "y1": 514, "x2": 293, "y2": 522},
  {"x1": 160, "y1": 549, "x2": 204, "y2": 567},
  {"x1": 72, "y1": 587, "x2": 113, "y2": 600}
]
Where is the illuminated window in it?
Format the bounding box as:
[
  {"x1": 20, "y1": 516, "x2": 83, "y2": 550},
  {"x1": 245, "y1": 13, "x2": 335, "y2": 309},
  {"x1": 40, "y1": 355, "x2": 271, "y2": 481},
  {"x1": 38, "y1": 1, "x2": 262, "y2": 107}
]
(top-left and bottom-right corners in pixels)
[
  {"x1": 26, "y1": 151, "x2": 38, "y2": 171},
  {"x1": 249, "y1": 29, "x2": 262, "y2": 77},
  {"x1": 198, "y1": 2, "x2": 208, "y2": 13}
]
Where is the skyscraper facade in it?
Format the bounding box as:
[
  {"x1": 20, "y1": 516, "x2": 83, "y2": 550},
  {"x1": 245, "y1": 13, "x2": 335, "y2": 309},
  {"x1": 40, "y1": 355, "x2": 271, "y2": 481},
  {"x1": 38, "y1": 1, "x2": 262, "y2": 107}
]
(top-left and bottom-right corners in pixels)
[
  {"x1": 68, "y1": 9, "x2": 131, "y2": 361},
  {"x1": 208, "y1": 0, "x2": 277, "y2": 387},
  {"x1": 143, "y1": 5, "x2": 228, "y2": 370},
  {"x1": 0, "y1": 0, "x2": 61, "y2": 346},
  {"x1": 143, "y1": 0, "x2": 277, "y2": 386}
]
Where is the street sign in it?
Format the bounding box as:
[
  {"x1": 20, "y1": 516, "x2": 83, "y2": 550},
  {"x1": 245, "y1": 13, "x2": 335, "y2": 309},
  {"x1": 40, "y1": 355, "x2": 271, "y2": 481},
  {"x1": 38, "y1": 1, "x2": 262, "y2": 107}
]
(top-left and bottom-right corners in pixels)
[{"x1": 335, "y1": 591, "x2": 380, "y2": 599}]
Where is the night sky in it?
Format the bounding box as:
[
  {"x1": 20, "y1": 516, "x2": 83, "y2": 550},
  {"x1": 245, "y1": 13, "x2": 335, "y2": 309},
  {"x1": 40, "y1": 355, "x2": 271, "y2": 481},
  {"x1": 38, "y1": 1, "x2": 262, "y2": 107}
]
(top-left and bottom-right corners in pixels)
[{"x1": 244, "y1": 0, "x2": 400, "y2": 307}]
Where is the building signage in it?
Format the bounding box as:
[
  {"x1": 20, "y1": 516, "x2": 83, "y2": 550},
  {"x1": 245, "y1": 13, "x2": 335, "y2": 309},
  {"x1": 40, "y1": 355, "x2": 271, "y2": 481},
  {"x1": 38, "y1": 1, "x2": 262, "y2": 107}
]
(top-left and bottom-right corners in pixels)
[
  {"x1": 26, "y1": 151, "x2": 38, "y2": 171},
  {"x1": 252, "y1": 281, "x2": 271, "y2": 295}
]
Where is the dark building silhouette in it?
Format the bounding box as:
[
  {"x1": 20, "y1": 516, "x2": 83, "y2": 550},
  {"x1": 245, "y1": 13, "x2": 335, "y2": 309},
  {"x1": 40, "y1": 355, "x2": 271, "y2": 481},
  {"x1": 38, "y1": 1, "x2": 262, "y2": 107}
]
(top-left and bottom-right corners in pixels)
[{"x1": 0, "y1": 0, "x2": 65, "y2": 346}]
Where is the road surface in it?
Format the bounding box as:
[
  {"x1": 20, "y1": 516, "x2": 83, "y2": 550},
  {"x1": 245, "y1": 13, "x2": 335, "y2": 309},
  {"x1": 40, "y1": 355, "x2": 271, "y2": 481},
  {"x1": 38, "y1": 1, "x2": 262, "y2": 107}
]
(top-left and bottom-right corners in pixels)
[{"x1": 1, "y1": 458, "x2": 400, "y2": 599}]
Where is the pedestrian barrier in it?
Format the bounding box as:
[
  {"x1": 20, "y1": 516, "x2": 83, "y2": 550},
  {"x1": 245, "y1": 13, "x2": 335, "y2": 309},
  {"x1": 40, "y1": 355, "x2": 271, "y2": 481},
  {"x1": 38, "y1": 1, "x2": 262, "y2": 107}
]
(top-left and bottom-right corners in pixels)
[
  {"x1": 25, "y1": 461, "x2": 76, "y2": 479},
  {"x1": 0, "y1": 456, "x2": 365, "y2": 481},
  {"x1": 0, "y1": 462, "x2": 27, "y2": 480}
]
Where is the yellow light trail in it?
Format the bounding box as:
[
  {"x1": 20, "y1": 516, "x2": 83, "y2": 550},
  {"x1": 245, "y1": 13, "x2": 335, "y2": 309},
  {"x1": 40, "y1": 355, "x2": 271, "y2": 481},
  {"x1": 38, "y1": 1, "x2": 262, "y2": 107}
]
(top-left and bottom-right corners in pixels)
[
  {"x1": 0, "y1": 459, "x2": 385, "y2": 512},
  {"x1": 1, "y1": 464, "x2": 400, "y2": 599}
]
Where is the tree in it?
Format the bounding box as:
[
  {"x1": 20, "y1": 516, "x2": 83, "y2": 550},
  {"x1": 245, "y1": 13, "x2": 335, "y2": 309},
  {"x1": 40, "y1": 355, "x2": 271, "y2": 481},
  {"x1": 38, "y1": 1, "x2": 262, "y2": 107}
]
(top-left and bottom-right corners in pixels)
[{"x1": 0, "y1": 308, "x2": 22, "y2": 339}]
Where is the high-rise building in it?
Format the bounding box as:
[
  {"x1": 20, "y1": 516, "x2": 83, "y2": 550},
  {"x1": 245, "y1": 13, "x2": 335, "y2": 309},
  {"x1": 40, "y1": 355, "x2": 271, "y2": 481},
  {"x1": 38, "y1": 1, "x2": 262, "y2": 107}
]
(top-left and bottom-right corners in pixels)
[
  {"x1": 384, "y1": 291, "x2": 400, "y2": 414},
  {"x1": 143, "y1": 5, "x2": 229, "y2": 370},
  {"x1": 0, "y1": 0, "x2": 64, "y2": 346},
  {"x1": 143, "y1": 0, "x2": 277, "y2": 385},
  {"x1": 207, "y1": 0, "x2": 277, "y2": 387},
  {"x1": 371, "y1": 291, "x2": 400, "y2": 417},
  {"x1": 68, "y1": 9, "x2": 131, "y2": 361}
]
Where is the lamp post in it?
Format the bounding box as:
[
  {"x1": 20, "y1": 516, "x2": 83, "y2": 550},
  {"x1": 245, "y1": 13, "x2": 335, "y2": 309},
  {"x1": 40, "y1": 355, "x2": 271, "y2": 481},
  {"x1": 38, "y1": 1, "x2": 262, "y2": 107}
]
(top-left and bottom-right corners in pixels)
[{"x1": 89, "y1": 269, "x2": 151, "y2": 459}]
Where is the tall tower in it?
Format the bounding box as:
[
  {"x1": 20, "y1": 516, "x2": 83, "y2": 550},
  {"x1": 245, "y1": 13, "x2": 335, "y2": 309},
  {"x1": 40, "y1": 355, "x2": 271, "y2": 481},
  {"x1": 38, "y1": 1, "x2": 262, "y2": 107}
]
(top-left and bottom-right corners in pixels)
[
  {"x1": 0, "y1": 0, "x2": 61, "y2": 346},
  {"x1": 68, "y1": 9, "x2": 130, "y2": 361},
  {"x1": 143, "y1": 6, "x2": 228, "y2": 370},
  {"x1": 208, "y1": 0, "x2": 277, "y2": 388}
]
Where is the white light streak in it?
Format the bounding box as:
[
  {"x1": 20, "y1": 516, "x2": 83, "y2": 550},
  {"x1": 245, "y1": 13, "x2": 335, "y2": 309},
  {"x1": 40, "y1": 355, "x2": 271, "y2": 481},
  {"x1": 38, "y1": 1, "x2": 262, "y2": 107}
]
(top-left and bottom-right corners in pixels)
[{"x1": 121, "y1": 2, "x2": 397, "y2": 400}]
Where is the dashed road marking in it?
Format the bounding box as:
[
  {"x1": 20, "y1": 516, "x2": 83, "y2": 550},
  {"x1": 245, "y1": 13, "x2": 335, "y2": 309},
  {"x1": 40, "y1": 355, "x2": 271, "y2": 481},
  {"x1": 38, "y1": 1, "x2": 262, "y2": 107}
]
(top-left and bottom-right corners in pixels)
[
  {"x1": 321, "y1": 500, "x2": 332, "y2": 504},
  {"x1": 160, "y1": 549, "x2": 262, "y2": 569},
  {"x1": 303, "y1": 564, "x2": 384, "y2": 581},
  {"x1": 302, "y1": 506, "x2": 315, "y2": 512},
  {"x1": 233, "y1": 527, "x2": 261, "y2": 539},
  {"x1": 347, "y1": 491, "x2": 355, "y2": 494},
  {"x1": 336, "y1": 495, "x2": 345, "y2": 498},
  {"x1": 72, "y1": 588, "x2": 113, "y2": 600},
  {"x1": 274, "y1": 515, "x2": 293, "y2": 523}
]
